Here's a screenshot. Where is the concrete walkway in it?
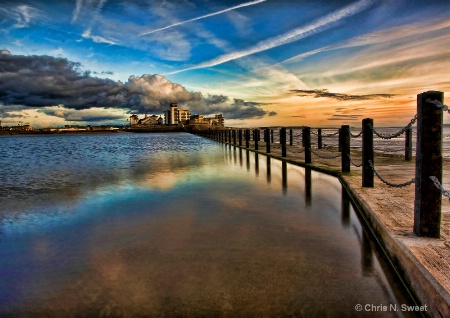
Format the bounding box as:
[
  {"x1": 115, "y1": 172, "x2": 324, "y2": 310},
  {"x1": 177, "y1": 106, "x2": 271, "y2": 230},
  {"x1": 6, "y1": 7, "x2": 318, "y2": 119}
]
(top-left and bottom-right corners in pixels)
[{"x1": 228, "y1": 140, "x2": 450, "y2": 318}]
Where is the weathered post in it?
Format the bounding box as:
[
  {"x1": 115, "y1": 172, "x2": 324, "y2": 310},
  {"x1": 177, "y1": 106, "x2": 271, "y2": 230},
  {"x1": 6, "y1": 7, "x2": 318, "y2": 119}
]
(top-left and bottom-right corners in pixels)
[
  {"x1": 303, "y1": 127, "x2": 311, "y2": 163},
  {"x1": 265, "y1": 128, "x2": 271, "y2": 153},
  {"x1": 405, "y1": 127, "x2": 412, "y2": 161},
  {"x1": 255, "y1": 129, "x2": 259, "y2": 151},
  {"x1": 414, "y1": 91, "x2": 443, "y2": 238},
  {"x1": 245, "y1": 129, "x2": 250, "y2": 148},
  {"x1": 362, "y1": 118, "x2": 374, "y2": 187},
  {"x1": 238, "y1": 130, "x2": 242, "y2": 147},
  {"x1": 280, "y1": 127, "x2": 287, "y2": 157},
  {"x1": 338, "y1": 128, "x2": 342, "y2": 152},
  {"x1": 318, "y1": 128, "x2": 322, "y2": 149},
  {"x1": 289, "y1": 129, "x2": 293, "y2": 146},
  {"x1": 233, "y1": 130, "x2": 236, "y2": 145},
  {"x1": 271, "y1": 129, "x2": 274, "y2": 143},
  {"x1": 341, "y1": 125, "x2": 350, "y2": 172}
]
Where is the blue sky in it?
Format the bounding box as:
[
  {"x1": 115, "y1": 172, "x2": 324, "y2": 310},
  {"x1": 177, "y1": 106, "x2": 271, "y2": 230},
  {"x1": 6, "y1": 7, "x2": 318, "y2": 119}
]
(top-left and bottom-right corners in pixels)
[{"x1": 0, "y1": 0, "x2": 449, "y2": 128}]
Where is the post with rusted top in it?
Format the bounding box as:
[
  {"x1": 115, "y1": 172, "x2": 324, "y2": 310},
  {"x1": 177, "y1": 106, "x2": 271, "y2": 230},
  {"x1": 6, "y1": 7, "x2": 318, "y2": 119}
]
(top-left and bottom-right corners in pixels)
[
  {"x1": 303, "y1": 127, "x2": 311, "y2": 163},
  {"x1": 362, "y1": 118, "x2": 374, "y2": 187},
  {"x1": 414, "y1": 91, "x2": 443, "y2": 238},
  {"x1": 254, "y1": 129, "x2": 259, "y2": 151},
  {"x1": 341, "y1": 125, "x2": 350, "y2": 172},
  {"x1": 238, "y1": 130, "x2": 243, "y2": 147},
  {"x1": 318, "y1": 128, "x2": 322, "y2": 149},
  {"x1": 405, "y1": 127, "x2": 412, "y2": 161},
  {"x1": 289, "y1": 129, "x2": 293, "y2": 145},
  {"x1": 245, "y1": 129, "x2": 250, "y2": 148},
  {"x1": 265, "y1": 128, "x2": 271, "y2": 153},
  {"x1": 280, "y1": 127, "x2": 287, "y2": 157}
]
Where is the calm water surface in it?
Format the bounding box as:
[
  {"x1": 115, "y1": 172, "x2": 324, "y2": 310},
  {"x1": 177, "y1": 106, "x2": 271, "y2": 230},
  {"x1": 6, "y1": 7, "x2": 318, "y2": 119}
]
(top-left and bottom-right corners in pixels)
[{"x1": 0, "y1": 133, "x2": 419, "y2": 316}]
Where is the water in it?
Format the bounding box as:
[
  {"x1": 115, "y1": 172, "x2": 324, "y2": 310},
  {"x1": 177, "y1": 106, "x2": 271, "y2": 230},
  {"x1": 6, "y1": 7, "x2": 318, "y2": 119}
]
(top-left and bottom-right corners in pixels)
[{"x1": 0, "y1": 133, "x2": 420, "y2": 316}]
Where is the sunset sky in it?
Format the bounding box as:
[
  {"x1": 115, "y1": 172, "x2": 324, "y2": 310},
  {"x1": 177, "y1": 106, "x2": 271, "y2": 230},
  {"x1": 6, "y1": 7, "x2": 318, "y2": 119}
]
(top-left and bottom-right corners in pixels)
[{"x1": 0, "y1": 0, "x2": 449, "y2": 128}]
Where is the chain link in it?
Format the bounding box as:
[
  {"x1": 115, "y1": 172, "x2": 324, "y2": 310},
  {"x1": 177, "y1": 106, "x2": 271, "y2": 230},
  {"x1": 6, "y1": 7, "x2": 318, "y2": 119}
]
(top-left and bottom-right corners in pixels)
[
  {"x1": 368, "y1": 115, "x2": 417, "y2": 140},
  {"x1": 368, "y1": 160, "x2": 415, "y2": 187},
  {"x1": 350, "y1": 131, "x2": 362, "y2": 138},
  {"x1": 310, "y1": 148, "x2": 341, "y2": 159},
  {"x1": 347, "y1": 154, "x2": 362, "y2": 167},
  {"x1": 286, "y1": 146, "x2": 305, "y2": 153},
  {"x1": 427, "y1": 99, "x2": 450, "y2": 114},
  {"x1": 322, "y1": 131, "x2": 340, "y2": 137},
  {"x1": 429, "y1": 176, "x2": 450, "y2": 201}
]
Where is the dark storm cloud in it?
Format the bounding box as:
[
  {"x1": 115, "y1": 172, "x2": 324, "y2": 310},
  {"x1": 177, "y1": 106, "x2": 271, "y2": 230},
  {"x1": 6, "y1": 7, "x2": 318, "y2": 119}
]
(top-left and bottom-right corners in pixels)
[
  {"x1": 38, "y1": 108, "x2": 125, "y2": 122},
  {"x1": 268, "y1": 111, "x2": 277, "y2": 116},
  {"x1": 0, "y1": 52, "x2": 268, "y2": 120},
  {"x1": 290, "y1": 89, "x2": 394, "y2": 101}
]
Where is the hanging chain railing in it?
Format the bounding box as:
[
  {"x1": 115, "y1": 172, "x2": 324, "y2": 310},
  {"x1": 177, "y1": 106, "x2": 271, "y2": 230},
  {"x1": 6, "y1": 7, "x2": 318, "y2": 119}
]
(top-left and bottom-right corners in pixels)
[
  {"x1": 373, "y1": 147, "x2": 405, "y2": 153},
  {"x1": 368, "y1": 115, "x2": 417, "y2": 140},
  {"x1": 310, "y1": 148, "x2": 341, "y2": 159},
  {"x1": 322, "y1": 131, "x2": 340, "y2": 137},
  {"x1": 347, "y1": 154, "x2": 362, "y2": 167},
  {"x1": 350, "y1": 131, "x2": 362, "y2": 138},
  {"x1": 429, "y1": 176, "x2": 450, "y2": 201},
  {"x1": 286, "y1": 146, "x2": 305, "y2": 153},
  {"x1": 368, "y1": 160, "x2": 415, "y2": 187},
  {"x1": 427, "y1": 99, "x2": 450, "y2": 114}
]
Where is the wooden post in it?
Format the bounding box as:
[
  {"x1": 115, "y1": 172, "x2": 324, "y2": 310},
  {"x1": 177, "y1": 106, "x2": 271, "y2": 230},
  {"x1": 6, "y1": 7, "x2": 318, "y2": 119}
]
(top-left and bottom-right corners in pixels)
[
  {"x1": 255, "y1": 129, "x2": 259, "y2": 151},
  {"x1": 265, "y1": 128, "x2": 271, "y2": 153},
  {"x1": 233, "y1": 130, "x2": 236, "y2": 145},
  {"x1": 341, "y1": 125, "x2": 350, "y2": 172},
  {"x1": 303, "y1": 127, "x2": 311, "y2": 163},
  {"x1": 245, "y1": 129, "x2": 250, "y2": 148},
  {"x1": 280, "y1": 127, "x2": 286, "y2": 157},
  {"x1": 405, "y1": 127, "x2": 412, "y2": 161},
  {"x1": 362, "y1": 118, "x2": 374, "y2": 187},
  {"x1": 238, "y1": 130, "x2": 242, "y2": 147},
  {"x1": 414, "y1": 91, "x2": 443, "y2": 238},
  {"x1": 318, "y1": 128, "x2": 322, "y2": 149},
  {"x1": 289, "y1": 129, "x2": 293, "y2": 145},
  {"x1": 271, "y1": 129, "x2": 274, "y2": 143}
]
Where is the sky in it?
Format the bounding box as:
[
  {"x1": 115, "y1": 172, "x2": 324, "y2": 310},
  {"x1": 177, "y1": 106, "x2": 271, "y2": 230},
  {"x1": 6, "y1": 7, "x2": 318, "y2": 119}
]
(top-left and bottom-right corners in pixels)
[{"x1": 0, "y1": 0, "x2": 449, "y2": 128}]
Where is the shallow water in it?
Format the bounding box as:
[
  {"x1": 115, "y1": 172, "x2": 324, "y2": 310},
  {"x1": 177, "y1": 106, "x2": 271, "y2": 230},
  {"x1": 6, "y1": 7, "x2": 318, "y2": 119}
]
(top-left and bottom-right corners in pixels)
[{"x1": 0, "y1": 133, "x2": 419, "y2": 316}]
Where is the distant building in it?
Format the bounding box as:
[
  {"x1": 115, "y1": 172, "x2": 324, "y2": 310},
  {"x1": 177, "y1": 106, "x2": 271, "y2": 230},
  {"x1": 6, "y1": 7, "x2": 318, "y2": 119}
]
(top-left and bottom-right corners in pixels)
[
  {"x1": 129, "y1": 114, "x2": 163, "y2": 127},
  {"x1": 164, "y1": 103, "x2": 191, "y2": 125},
  {"x1": 189, "y1": 114, "x2": 224, "y2": 127}
]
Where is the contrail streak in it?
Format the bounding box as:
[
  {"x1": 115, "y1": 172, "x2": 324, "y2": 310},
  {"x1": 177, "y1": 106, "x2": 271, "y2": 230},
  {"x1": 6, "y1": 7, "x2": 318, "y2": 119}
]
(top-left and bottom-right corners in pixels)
[
  {"x1": 166, "y1": 0, "x2": 373, "y2": 75},
  {"x1": 140, "y1": 0, "x2": 266, "y2": 36}
]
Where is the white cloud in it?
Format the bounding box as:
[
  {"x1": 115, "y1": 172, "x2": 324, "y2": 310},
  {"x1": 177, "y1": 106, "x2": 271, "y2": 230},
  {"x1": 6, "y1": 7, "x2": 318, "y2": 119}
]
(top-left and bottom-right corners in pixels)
[{"x1": 166, "y1": 0, "x2": 374, "y2": 74}]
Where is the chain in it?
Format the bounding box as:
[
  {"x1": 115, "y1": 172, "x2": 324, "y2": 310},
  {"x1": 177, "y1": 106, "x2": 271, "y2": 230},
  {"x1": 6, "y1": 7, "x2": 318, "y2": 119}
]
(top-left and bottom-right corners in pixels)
[
  {"x1": 373, "y1": 147, "x2": 404, "y2": 152},
  {"x1": 286, "y1": 146, "x2": 305, "y2": 153},
  {"x1": 322, "y1": 131, "x2": 340, "y2": 137},
  {"x1": 350, "y1": 131, "x2": 362, "y2": 138},
  {"x1": 310, "y1": 148, "x2": 341, "y2": 159},
  {"x1": 368, "y1": 160, "x2": 415, "y2": 187},
  {"x1": 368, "y1": 114, "x2": 417, "y2": 140},
  {"x1": 347, "y1": 154, "x2": 362, "y2": 167},
  {"x1": 429, "y1": 176, "x2": 450, "y2": 201},
  {"x1": 427, "y1": 99, "x2": 450, "y2": 114}
]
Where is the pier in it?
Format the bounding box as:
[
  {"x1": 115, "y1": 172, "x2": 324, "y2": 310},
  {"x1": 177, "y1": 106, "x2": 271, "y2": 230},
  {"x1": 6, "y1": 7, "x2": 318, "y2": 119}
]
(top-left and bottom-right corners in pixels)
[{"x1": 192, "y1": 91, "x2": 450, "y2": 318}]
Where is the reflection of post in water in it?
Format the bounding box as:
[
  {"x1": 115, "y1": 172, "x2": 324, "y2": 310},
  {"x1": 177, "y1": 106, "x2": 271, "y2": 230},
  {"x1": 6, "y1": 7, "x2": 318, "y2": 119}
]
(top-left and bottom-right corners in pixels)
[
  {"x1": 282, "y1": 161, "x2": 287, "y2": 195},
  {"x1": 255, "y1": 153, "x2": 259, "y2": 176},
  {"x1": 246, "y1": 150, "x2": 250, "y2": 171},
  {"x1": 341, "y1": 188, "x2": 350, "y2": 227},
  {"x1": 266, "y1": 156, "x2": 271, "y2": 184},
  {"x1": 239, "y1": 148, "x2": 243, "y2": 167},
  {"x1": 233, "y1": 146, "x2": 237, "y2": 165},
  {"x1": 361, "y1": 230, "x2": 374, "y2": 275},
  {"x1": 305, "y1": 168, "x2": 312, "y2": 206}
]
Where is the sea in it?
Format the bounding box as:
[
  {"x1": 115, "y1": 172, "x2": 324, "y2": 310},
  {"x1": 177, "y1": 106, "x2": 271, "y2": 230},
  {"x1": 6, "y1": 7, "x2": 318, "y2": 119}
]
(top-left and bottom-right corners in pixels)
[{"x1": 0, "y1": 132, "x2": 423, "y2": 315}]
